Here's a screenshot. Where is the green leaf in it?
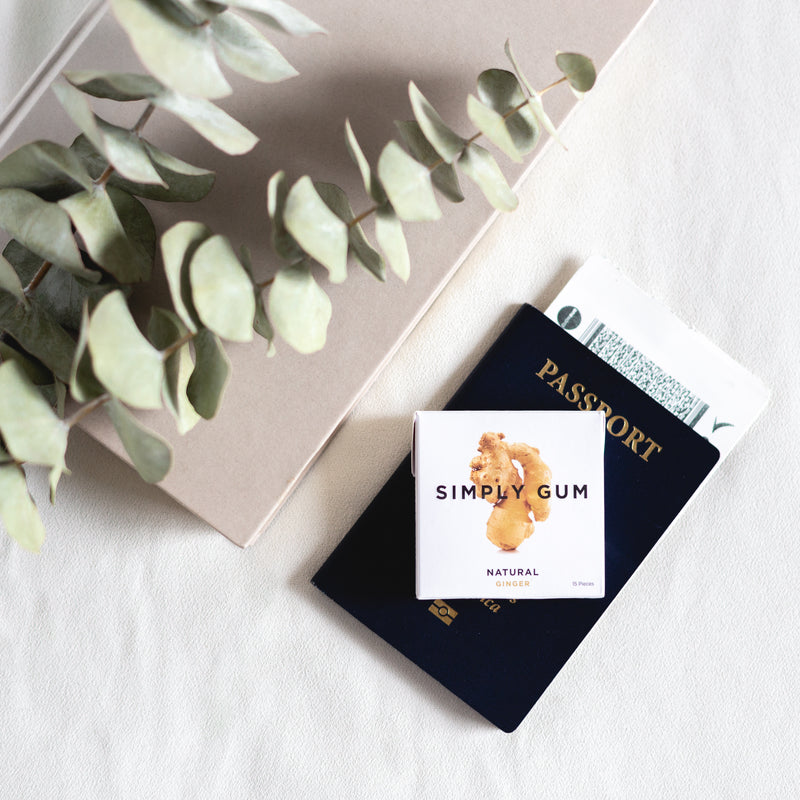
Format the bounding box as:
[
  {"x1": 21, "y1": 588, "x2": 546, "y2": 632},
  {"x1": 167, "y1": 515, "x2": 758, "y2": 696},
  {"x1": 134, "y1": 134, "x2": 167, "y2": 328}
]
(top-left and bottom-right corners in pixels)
[
  {"x1": 395, "y1": 121, "x2": 464, "y2": 203},
  {"x1": 108, "y1": 186, "x2": 156, "y2": 266},
  {"x1": 475, "y1": 68, "x2": 540, "y2": 156},
  {"x1": 53, "y1": 82, "x2": 165, "y2": 185},
  {"x1": 69, "y1": 302, "x2": 105, "y2": 403},
  {"x1": 189, "y1": 235, "x2": 256, "y2": 342},
  {"x1": 466, "y1": 95, "x2": 521, "y2": 162},
  {"x1": 0, "y1": 188, "x2": 86, "y2": 277},
  {"x1": 148, "y1": 308, "x2": 201, "y2": 434},
  {"x1": 344, "y1": 119, "x2": 386, "y2": 204},
  {"x1": 0, "y1": 360, "x2": 68, "y2": 470},
  {"x1": 239, "y1": 245, "x2": 275, "y2": 345},
  {"x1": 109, "y1": 0, "x2": 232, "y2": 99},
  {"x1": 555, "y1": 52, "x2": 596, "y2": 95},
  {"x1": 64, "y1": 70, "x2": 163, "y2": 101},
  {"x1": 283, "y1": 176, "x2": 348, "y2": 283},
  {"x1": 374, "y1": 204, "x2": 410, "y2": 282},
  {"x1": 504, "y1": 39, "x2": 536, "y2": 96},
  {"x1": 377, "y1": 141, "x2": 441, "y2": 222},
  {"x1": 457, "y1": 143, "x2": 518, "y2": 212},
  {"x1": 2, "y1": 239, "x2": 111, "y2": 332},
  {"x1": 315, "y1": 182, "x2": 385, "y2": 281},
  {"x1": 0, "y1": 464, "x2": 46, "y2": 553},
  {"x1": 0, "y1": 342, "x2": 52, "y2": 385},
  {"x1": 87, "y1": 290, "x2": 164, "y2": 409},
  {"x1": 408, "y1": 82, "x2": 465, "y2": 163},
  {"x1": 222, "y1": 0, "x2": 326, "y2": 36},
  {"x1": 0, "y1": 292, "x2": 76, "y2": 383},
  {"x1": 0, "y1": 253, "x2": 25, "y2": 303},
  {"x1": 152, "y1": 89, "x2": 259, "y2": 155},
  {"x1": 0, "y1": 140, "x2": 93, "y2": 195},
  {"x1": 106, "y1": 397, "x2": 172, "y2": 483},
  {"x1": 59, "y1": 187, "x2": 152, "y2": 283},
  {"x1": 267, "y1": 171, "x2": 304, "y2": 261},
  {"x1": 186, "y1": 328, "x2": 231, "y2": 419},
  {"x1": 160, "y1": 221, "x2": 212, "y2": 333},
  {"x1": 526, "y1": 91, "x2": 566, "y2": 150},
  {"x1": 70, "y1": 134, "x2": 215, "y2": 204},
  {"x1": 268, "y1": 261, "x2": 332, "y2": 354},
  {"x1": 210, "y1": 11, "x2": 297, "y2": 83}
]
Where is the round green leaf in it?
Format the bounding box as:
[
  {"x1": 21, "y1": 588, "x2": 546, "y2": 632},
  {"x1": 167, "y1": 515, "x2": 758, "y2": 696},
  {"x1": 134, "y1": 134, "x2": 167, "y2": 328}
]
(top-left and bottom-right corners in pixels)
[
  {"x1": 457, "y1": 143, "x2": 518, "y2": 212},
  {"x1": 0, "y1": 360, "x2": 68, "y2": 470},
  {"x1": 283, "y1": 176, "x2": 349, "y2": 283},
  {"x1": 475, "y1": 68, "x2": 540, "y2": 155},
  {"x1": 239, "y1": 245, "x2": 275, "y2": 344},
  {"x1": 87, "y1": 290, "x2": 164, "y2": 409},
  {"x1": 374, "y1": 204, "x2": 410, "y2": 282},
  {"x1": 186, "y1": 328, "x2": 231, "y2": 419},
  {"x1": 267, "y1": 171, "x2": 304, "y2": 262},
  {"x1": 222, "y1": 0, "x2": 326, "y2": 36},
  {"x1": 408, "y1": 82, "x2": 465, "y2": 164},
  {"x1": 0, "y1": 464, "x2": 46, "y2": 553},
  {"x1": 64, "y1": 70, "x2": 163, "y2": 102},
  {"x1": 210, "y1": 11, "x2": 297, "y2": 83},
  {"x1": 555, "y1": 52, "x2": 597, "y2": 94},
  {"x1": 0, "y1": 140, "x2": 93, "y2": 194},
  {"x1": 395, "y1": 120, "x2": 464, "y2": 203},
  {"x1": 466, "y1": 95, "x2": 522, "y2": 163},
  {"x1": 106, "y1": 397, "x2": 172, "y2": 483},
  {"x1": 0, "y1": 188, "x2": 85, "y2": 276},
  {"x1": 377, "y1": 141, "x2": 441, "y2": 222},
  {"x1": 267, "y1": 262, "x2": 332, "y2": 354},
  {"x1": 69, "y1": 302, "x2": 105, "y2": 404},
  {"x1": 0, "y1": 253, "x2": 25, "y2": 303},
  {"x1": 0, "y1": 342, "x2": 52, "y2": 386},
  {"x1": 109, "y1": 0, "x2": 232, "y2": 99},
  {"x1": 189, "y1": 235, "x2": 256, "y2": 342}
]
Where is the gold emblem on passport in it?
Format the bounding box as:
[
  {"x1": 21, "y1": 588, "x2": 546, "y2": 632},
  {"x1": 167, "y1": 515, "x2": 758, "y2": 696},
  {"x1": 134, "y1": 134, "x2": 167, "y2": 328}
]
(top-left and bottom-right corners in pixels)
[{"x1": 428, "y1": 599, "x2": 458, "y2": 625}]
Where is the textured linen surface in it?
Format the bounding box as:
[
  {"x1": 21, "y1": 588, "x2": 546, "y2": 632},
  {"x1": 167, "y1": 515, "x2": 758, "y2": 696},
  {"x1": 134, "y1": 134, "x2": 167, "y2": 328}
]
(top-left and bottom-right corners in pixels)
[{"x1": 2, "y1": 1, "x2": 799, "y2": 797}]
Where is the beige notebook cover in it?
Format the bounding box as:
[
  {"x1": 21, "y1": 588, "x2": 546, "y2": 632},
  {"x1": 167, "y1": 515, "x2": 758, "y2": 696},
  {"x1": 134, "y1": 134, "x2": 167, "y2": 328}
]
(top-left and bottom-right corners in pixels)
[{"x1": 0, "y1": 0, "x2": 654, "y2": 547}]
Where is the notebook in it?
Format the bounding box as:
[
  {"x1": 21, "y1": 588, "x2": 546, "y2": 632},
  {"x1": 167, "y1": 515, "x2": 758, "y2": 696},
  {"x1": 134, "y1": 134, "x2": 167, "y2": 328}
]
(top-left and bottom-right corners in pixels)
[{"x1": 0, "y1": 0, "x2": 656, "y2": 546}]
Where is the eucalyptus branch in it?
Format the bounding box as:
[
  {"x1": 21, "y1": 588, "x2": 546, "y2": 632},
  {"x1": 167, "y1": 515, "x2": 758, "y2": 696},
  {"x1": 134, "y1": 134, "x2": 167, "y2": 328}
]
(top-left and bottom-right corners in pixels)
[{"x1": 65, "y1": 392, "x2": 110, "y2": 429}]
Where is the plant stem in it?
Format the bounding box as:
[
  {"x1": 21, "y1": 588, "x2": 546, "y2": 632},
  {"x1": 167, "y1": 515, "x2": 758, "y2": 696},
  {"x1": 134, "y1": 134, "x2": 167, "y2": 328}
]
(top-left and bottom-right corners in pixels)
[
  {"x1": 161, "y1": 331, "x2": 195, "y2": 360},
  {"x1": 23, "y1": 261, "x2": 53, "y2": 296},
  {"x1": 66, "y1": 392, "x2": 110, "y2": 429},
  {"x1": 539, "y1": 75, "x2": 568, "y2": 95},
  {"x1": 256, "y1": 277, "x2": 275, "y2": 290}
]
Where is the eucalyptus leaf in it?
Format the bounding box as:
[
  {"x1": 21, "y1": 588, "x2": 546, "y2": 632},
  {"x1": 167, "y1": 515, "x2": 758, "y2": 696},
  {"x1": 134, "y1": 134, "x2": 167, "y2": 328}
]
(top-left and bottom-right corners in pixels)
[
  {"x1": 152, "y1": 89, "x2": 259, "y2": 155},
  {"x1": 107, "y1": 186, "x2": 156, "y2": 266},
  {"x1": 0, "y1": 291, "x2": 76, "y2": 383},
  {"x1": 503, "y1": 39, "x2": 536, "y2": 96},
  {"x1": 59, "y1": 187, "x2": 152, "y2": 283},
  {"x1": 64, "y1": 70, "x2": 163, "y2": 102},
  {"x1": 377, "y1": 141, "x2": 441, "y2": 222},
  {"x1": 239, "y1": 246, "x2": 275, "y2": 344},
  {"x1": 527, "y1": 91, "x2": 566, "y2": 149},
  {"x1": 54, "y1": 380, "x2": 67, "y2": 420},
  {"x1": 395, "y1": 120, "x2": 464, "y2": 203},
  {"x1": 106, "y1": 397, "x2": 172, "y2": 483},
  {"x1": 283, "y1": 176, "x2": 349, "y2": 283},
  {"x1": 222, "y1": 0, "x2": 325, "y2": 36},
  {"x1": 87, "y1": 290, "x2": 164, "y2": 409},
  {"x1": 374, "y1": 204, "x2": 410, "y2": 282},
  {"x1": 0, "y1": 464, "x2": 46, "y2": 553},
  {"x1": 408, "y1": 82, "x2": 465, "y2": 164},
  {"x1": 267, "y1": 261, "x2": 332, "y2": 354},
  {"x1": 315, "y1": 182, "x2": 386, "y2": 281},
  {"x1": 267, "y1": 171, "x2": 304, "y2": 261},
  {"x1": 0, "y1": 140, "x2": 93, "y2": 195},
  {"x1": 189, "y1": 234, "x2": 255, "y2": 342},
  {"x1": 2, "y1": 239, "x2": 111, "y2": 331},
  {"x1": 475, "y1": 68, "x2": 540, "y2": 155},
  {"x1": 0, "y1": 188, "x2": 87, "y2": 277},
  {"x1": 466, "y1": 95, "x2": 521, "y2": 162},
  {"x1": 160, "y1": 221, "x2": 213, "y2": 333},
  {"x1": 555, "y1": 52, "x2": 596, "y2": 95},
  {"x1": 186, "y1": 328, "x2": 231, "y2": 419},
  {"x1": 0, "y1": 342, "x2": 52, "y2": 385},
  {"x1": 210, "y1": 11, "x2": 297, "y2": 83},
  {"x1": 109, "y1": 0, "x2": 232, "y2": 99},
  {"x1": 344, "y1": 119, "x2": 386, "y2": 204},
  {"x1": 69, "y1": 302, "x2": 105, "y2": 403},
  {"x1": 0, "y1": 360, "x2": 68, "y2": 470},
  {"x1": 457, "y1": 143, "x2": 518, "y2": 212},
  {"x1": 95, "y1": 118, "x2": 166, "y2": 186},
  {"x1": 0, "y1": 253, "x2": 25, "y2": 303}
]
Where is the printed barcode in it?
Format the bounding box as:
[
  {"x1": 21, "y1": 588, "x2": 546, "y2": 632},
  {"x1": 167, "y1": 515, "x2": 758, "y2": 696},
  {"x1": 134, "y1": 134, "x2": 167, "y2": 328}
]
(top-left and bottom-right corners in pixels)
[{"x1": 581, "y1": 320, "x2": 709, "y2": 428}]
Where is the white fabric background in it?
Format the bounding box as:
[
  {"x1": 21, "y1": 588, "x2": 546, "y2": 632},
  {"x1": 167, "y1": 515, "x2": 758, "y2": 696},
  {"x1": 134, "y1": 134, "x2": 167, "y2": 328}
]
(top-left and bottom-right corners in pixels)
[{"x1": 2, "y1": 1, "x2": 799, "y2": 797}]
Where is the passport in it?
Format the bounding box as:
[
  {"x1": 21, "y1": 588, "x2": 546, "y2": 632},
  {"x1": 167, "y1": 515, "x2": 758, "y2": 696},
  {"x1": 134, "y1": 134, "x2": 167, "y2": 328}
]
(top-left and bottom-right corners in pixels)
[{"x1": 311, "y1": 305, "x2": 721, "y2": 732}]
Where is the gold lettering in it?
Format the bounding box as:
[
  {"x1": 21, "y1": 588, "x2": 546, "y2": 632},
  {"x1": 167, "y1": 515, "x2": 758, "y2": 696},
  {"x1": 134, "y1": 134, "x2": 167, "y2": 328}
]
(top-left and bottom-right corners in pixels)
[
  {"x1": 641, "y1": 438, "x2": 663, "y2": 462},
  {"x1": 548, "y1": 373, "x2": 568, "y2": 395},
  {"x1": 607, "y1": 414, "x2": 629, "y2": 437},
  {"x1": 623, "y1": 426, "x2": 646, "y2": 453},
  {"x1": 596, "y1": 400, "x2": 613, "y2": 418},
  {"x1": 582, "y1": 392, "x2": 597, "y2": 411},
  {"x1": 536, "y1": 358, "x2": 559, "y2": 379},
  {"x1": 566, "y1": 382, "x2": 585, "y2": 404}
]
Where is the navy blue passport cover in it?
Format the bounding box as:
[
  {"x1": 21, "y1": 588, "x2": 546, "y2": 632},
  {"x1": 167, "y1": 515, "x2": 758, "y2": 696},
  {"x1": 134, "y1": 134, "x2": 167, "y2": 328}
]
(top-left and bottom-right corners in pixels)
[{"x1": 311, "y1": 305, "x2": 720, "y2": 732}]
